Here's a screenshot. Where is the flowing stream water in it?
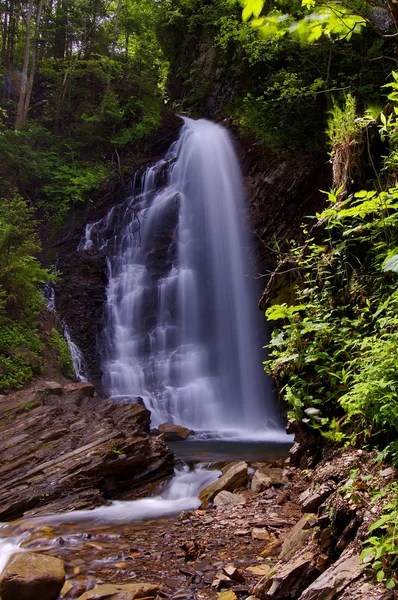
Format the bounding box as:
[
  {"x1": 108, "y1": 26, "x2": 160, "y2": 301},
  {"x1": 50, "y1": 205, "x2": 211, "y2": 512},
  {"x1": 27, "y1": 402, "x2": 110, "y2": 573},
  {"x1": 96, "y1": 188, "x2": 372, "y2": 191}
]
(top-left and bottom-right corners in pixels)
[{"x1": 81, "y1": 117, "x2": 281, "y2": 439}]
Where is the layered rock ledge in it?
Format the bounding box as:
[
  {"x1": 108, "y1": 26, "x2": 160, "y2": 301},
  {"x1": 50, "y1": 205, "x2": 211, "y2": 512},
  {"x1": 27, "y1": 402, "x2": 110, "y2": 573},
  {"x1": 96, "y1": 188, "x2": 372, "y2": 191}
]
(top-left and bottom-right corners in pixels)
[{"x1": 0, "y1": 381, "x2": 174, "y2": 520}]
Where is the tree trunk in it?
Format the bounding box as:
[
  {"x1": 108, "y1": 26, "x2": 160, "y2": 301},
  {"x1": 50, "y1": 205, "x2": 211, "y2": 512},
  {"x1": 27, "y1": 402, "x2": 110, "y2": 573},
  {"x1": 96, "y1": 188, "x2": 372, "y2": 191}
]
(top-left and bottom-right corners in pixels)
[
  {"x1": 100, "y1": 0, "x2": 122, "y2": 118},
  {"x1": 22, "y1": 0, "x2": 44, "y2": 123},
  {"x1": 15, "y1": 0, "x2": 34, "y2": 130}
]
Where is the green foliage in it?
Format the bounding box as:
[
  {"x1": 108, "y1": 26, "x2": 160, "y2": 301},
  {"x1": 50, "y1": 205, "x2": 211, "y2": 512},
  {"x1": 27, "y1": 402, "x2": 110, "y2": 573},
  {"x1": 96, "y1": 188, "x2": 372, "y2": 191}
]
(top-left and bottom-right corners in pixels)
[
  {"x1": 360, "y1": 482, "x2": 398, "y2": 589},
  {"x1": 264, "y1": 89, "x2": 398, "y2": 461},
  {"x1": 0, "y1": 322, "x2": 44, "y2": 391},
  {"x1": 49, "y1": 329, "x2": 75, "y2": 379},
  {"x1": 240, "y1": 0, "x2": 367, "y2": 42}
]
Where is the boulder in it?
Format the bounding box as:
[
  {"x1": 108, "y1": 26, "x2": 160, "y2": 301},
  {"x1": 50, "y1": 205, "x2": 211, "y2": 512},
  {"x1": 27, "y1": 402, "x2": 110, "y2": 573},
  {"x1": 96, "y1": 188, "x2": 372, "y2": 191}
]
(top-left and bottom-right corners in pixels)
[
  {"x1": 77, "y1": 583, "x2": 159, "y2": 600},
  {"x1": 251, "y1": 471, "x2": 272, "y2": 493},
  {"x1": 257, "y1": 467, "x2": 287, "y2": 487},
  {"x1": 299, "y1": 548, "x2": 361, "y2": 600},
  {"x1": 214, "y1": 491, "x2": 246, "y2": 508},
  {"x1": 158, "y1": 422, "x2": 193, "y2": 441},
  {"x1": 199, "y1": 461, "x2": 248, "y2": 503},
  {"x1": 63, "y1": 382, "x2": 95, "y2": 399},
  {"x1": 0, "y1": 552, "x2": 65, "y2": 600},
  {"x1": 37, "y1": 381, "x2": 63, "y2": 396}
]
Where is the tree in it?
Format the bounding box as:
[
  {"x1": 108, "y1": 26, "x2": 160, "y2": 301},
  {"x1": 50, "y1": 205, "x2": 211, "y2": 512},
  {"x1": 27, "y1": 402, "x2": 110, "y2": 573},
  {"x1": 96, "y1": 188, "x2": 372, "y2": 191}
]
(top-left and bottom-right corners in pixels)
[{"x1": 240, "y1": 0, "x2": 398, "y2": 43}]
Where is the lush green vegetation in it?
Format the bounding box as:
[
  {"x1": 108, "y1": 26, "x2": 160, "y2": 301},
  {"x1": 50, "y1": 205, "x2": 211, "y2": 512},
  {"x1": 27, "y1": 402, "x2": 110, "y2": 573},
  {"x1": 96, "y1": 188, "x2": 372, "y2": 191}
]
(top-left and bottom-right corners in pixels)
[{"x1": 0, "y1": 0, "x2": 168, "y2": 385}]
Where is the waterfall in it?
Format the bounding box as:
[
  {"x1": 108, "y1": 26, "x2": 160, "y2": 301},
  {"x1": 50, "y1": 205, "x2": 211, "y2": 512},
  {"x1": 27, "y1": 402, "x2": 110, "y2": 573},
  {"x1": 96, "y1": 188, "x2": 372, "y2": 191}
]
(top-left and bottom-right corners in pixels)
[
  {"x1": 82, "y1": 117, "x2": 280, "y2": 438},
  {"x1": 63, "y1": 325, "x2": 88, "y2": 382}
]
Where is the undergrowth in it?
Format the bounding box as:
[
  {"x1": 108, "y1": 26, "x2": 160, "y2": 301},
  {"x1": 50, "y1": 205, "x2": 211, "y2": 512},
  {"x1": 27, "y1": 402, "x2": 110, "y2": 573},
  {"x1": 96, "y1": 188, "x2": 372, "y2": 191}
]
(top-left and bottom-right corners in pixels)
[{"x1": 264, "y1": 76, "x2": 398, "y2": 588}]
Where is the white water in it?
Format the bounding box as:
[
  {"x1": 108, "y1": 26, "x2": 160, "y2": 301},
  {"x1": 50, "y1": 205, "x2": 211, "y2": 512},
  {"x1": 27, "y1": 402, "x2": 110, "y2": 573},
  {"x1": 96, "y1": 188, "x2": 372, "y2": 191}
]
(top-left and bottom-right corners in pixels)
[
  {"x1": 80, "y1": 117, "x2": 282, "y2": 439},
  {"x1": 29, "y1": 466, "x2": 220, "y2": 526},
  {"x1": 0, "y1": 534, "x2": 25, "y2": 573},
  {"x1": 64, "y1": 325, "x2": 88, "y2": 382}
]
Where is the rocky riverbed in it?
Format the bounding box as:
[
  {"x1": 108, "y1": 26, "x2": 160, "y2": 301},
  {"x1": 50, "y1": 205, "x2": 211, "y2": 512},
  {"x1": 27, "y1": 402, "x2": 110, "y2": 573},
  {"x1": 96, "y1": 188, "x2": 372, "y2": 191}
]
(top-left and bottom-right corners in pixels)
[{"x1": 0, "y1": 381, "x2": 396, "y2": 600}]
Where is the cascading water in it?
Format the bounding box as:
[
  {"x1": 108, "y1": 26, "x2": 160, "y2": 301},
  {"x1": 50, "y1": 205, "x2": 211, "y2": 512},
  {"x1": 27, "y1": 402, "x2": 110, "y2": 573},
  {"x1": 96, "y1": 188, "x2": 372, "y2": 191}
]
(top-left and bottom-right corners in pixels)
[
  {"x1": 64, "y1": 325, "x2": 88, "y2": 382},
  {"x1": 82, "y1": 117, "x2": 281, "y2": 438}
]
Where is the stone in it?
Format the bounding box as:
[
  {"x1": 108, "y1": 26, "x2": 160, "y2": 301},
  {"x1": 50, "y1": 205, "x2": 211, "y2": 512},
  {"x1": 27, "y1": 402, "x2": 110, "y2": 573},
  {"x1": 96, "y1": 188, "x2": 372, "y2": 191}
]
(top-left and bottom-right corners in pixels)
[
  {"x1": 37, "y1": 381, "x2": 63, "y2": 395},
  {"x1": 299, "y1": 548, "x2": 361, "y2": 600},
  {"x1": 257, "y1": 467, "x2": 287, "y2": 487},
  {"x1": 63, "y1": 382, "x2": 95, "y2": 399},
  {"x1": 223, "y1": 564, "x2": 246, "y2": 583},
  {"x1": 77, "y1": 583, "x2": 159, "y2": 599},
  {"x1": 246, "y1": 564, "x2": 271, "y2": 577},
  {"x1": 199, "y1": 461, "x2": 248, "y2": 503},
  {"x1": 212, "y1": 573, "x2": 233, "y2": 589},
  {"x1": 300, "y1": 482, "x2": 335, "y2": 513},
  {"x1": 252, "y1": 528, "x2": 274, "y2": 541},
  {"x1": 217, "y1": 592, "x2": 238, "y2": 600},
  {"x1": 279, "y1": 515, "x2": 313, "y2": 562},
  {"x1": 0, "y1": 552, "x2": 65, "y2": 600},
  {"x1": 380, "y1": 467, "x2": 395, "y2": 478},
  {"x1": 158, "y1": 422, "x2": 192, "y2": 441},
  {"x1": 251, "y1": 547, "x2": 317, "y2": 599},
  {"x1": 251, "y1": 471, "x2": 273, "y2": 493},
  {"x1": 214, "y1": 490, "x2": 246, "y2": 508},
  {"x1": 260, "y1": 535, "x2": 282, "y2": 557}
]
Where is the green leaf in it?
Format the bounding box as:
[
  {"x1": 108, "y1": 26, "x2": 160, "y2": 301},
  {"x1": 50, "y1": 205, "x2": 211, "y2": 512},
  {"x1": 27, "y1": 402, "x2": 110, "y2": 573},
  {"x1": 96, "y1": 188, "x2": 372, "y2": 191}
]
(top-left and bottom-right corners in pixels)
[{"x1": 383, "y1": 254, "x2": 398, "y2": 274}]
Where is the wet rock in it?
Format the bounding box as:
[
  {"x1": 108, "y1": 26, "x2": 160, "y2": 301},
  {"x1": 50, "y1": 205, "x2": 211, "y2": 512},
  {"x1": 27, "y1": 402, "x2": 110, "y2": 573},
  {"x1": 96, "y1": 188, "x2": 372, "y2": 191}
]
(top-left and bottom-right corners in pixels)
[
  {"x1": 37, "y1": 381, "x2": 63, "y2": 395},
  {"x1": 299, "y1": 548, "x2": 360, "y2": 600},
  {"x1": 251, "y1": 547, "x2": 318, "y2": 599},
  {"x1": 158, "y1": 422, "x2": 193, "y2": 441},
  {"x1": 251, "y1": 471, "x2": 273, "y2": 493},
  {"x1": 77, "y1": 582, "x2": 159, "y2": 599},
  {"x1": 214, "y1": 491, "x2": 246, "y2": 508},
  {"x1": 199, "y1": 461, "x2": 248, "y2": 503},
  {"x1": 0, "y1": 552, "x2": 65, "y2": 600}
]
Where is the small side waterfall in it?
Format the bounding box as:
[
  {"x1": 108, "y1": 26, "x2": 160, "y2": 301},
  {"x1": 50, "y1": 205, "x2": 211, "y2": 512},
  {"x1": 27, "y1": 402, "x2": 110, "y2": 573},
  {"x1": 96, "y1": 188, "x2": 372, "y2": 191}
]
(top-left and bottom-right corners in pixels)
[
  {"x1": 82, "y1": 118, "x2": 280, "y2": 437},
  {"x1": 64, "y1": 325, "x2": 88, "y2": 382}
]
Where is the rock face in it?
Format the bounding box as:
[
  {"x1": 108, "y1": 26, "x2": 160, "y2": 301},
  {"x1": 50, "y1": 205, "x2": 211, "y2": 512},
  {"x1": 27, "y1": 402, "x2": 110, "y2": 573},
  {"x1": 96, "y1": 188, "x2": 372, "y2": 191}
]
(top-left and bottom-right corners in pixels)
[
  {"x1": 50, "y1": 113, "x2": 183, "y2": 385},
  {"x1": 0, "y1": 552, "x2": 65, "y2": 600},
  {"x1": 199, "y1": 461, "x2": 248, "y2": 503},
  {"x1": 0, "y1": 381, "x2": 173, "y2": 519},
  {"x1": 77, "y1": 582, "x2": 159, "y2": 600}
]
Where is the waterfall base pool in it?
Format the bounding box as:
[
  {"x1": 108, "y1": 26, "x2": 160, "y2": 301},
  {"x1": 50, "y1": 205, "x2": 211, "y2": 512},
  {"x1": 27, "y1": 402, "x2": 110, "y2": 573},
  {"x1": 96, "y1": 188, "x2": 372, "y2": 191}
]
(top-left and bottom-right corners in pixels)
[{"x1": 168, "y1": 439, "x2": 293, "y2": 463}]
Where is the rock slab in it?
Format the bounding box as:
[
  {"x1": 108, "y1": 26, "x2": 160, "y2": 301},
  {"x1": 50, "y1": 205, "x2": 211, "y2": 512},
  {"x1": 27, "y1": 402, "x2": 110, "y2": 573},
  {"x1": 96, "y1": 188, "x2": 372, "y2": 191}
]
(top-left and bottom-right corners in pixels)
[
  {"x1": 77, "y1": 582, "x2": 159, "y2": 599},
  {"x1": 299, "y1": 548, "x2": 361, "y2": 600},
  {"x1": 0, "y1": 552, "x2": 65, "y2": 600},
  {"x1": 0, "y1": 383, "x2": 174, "y2": 519}
]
